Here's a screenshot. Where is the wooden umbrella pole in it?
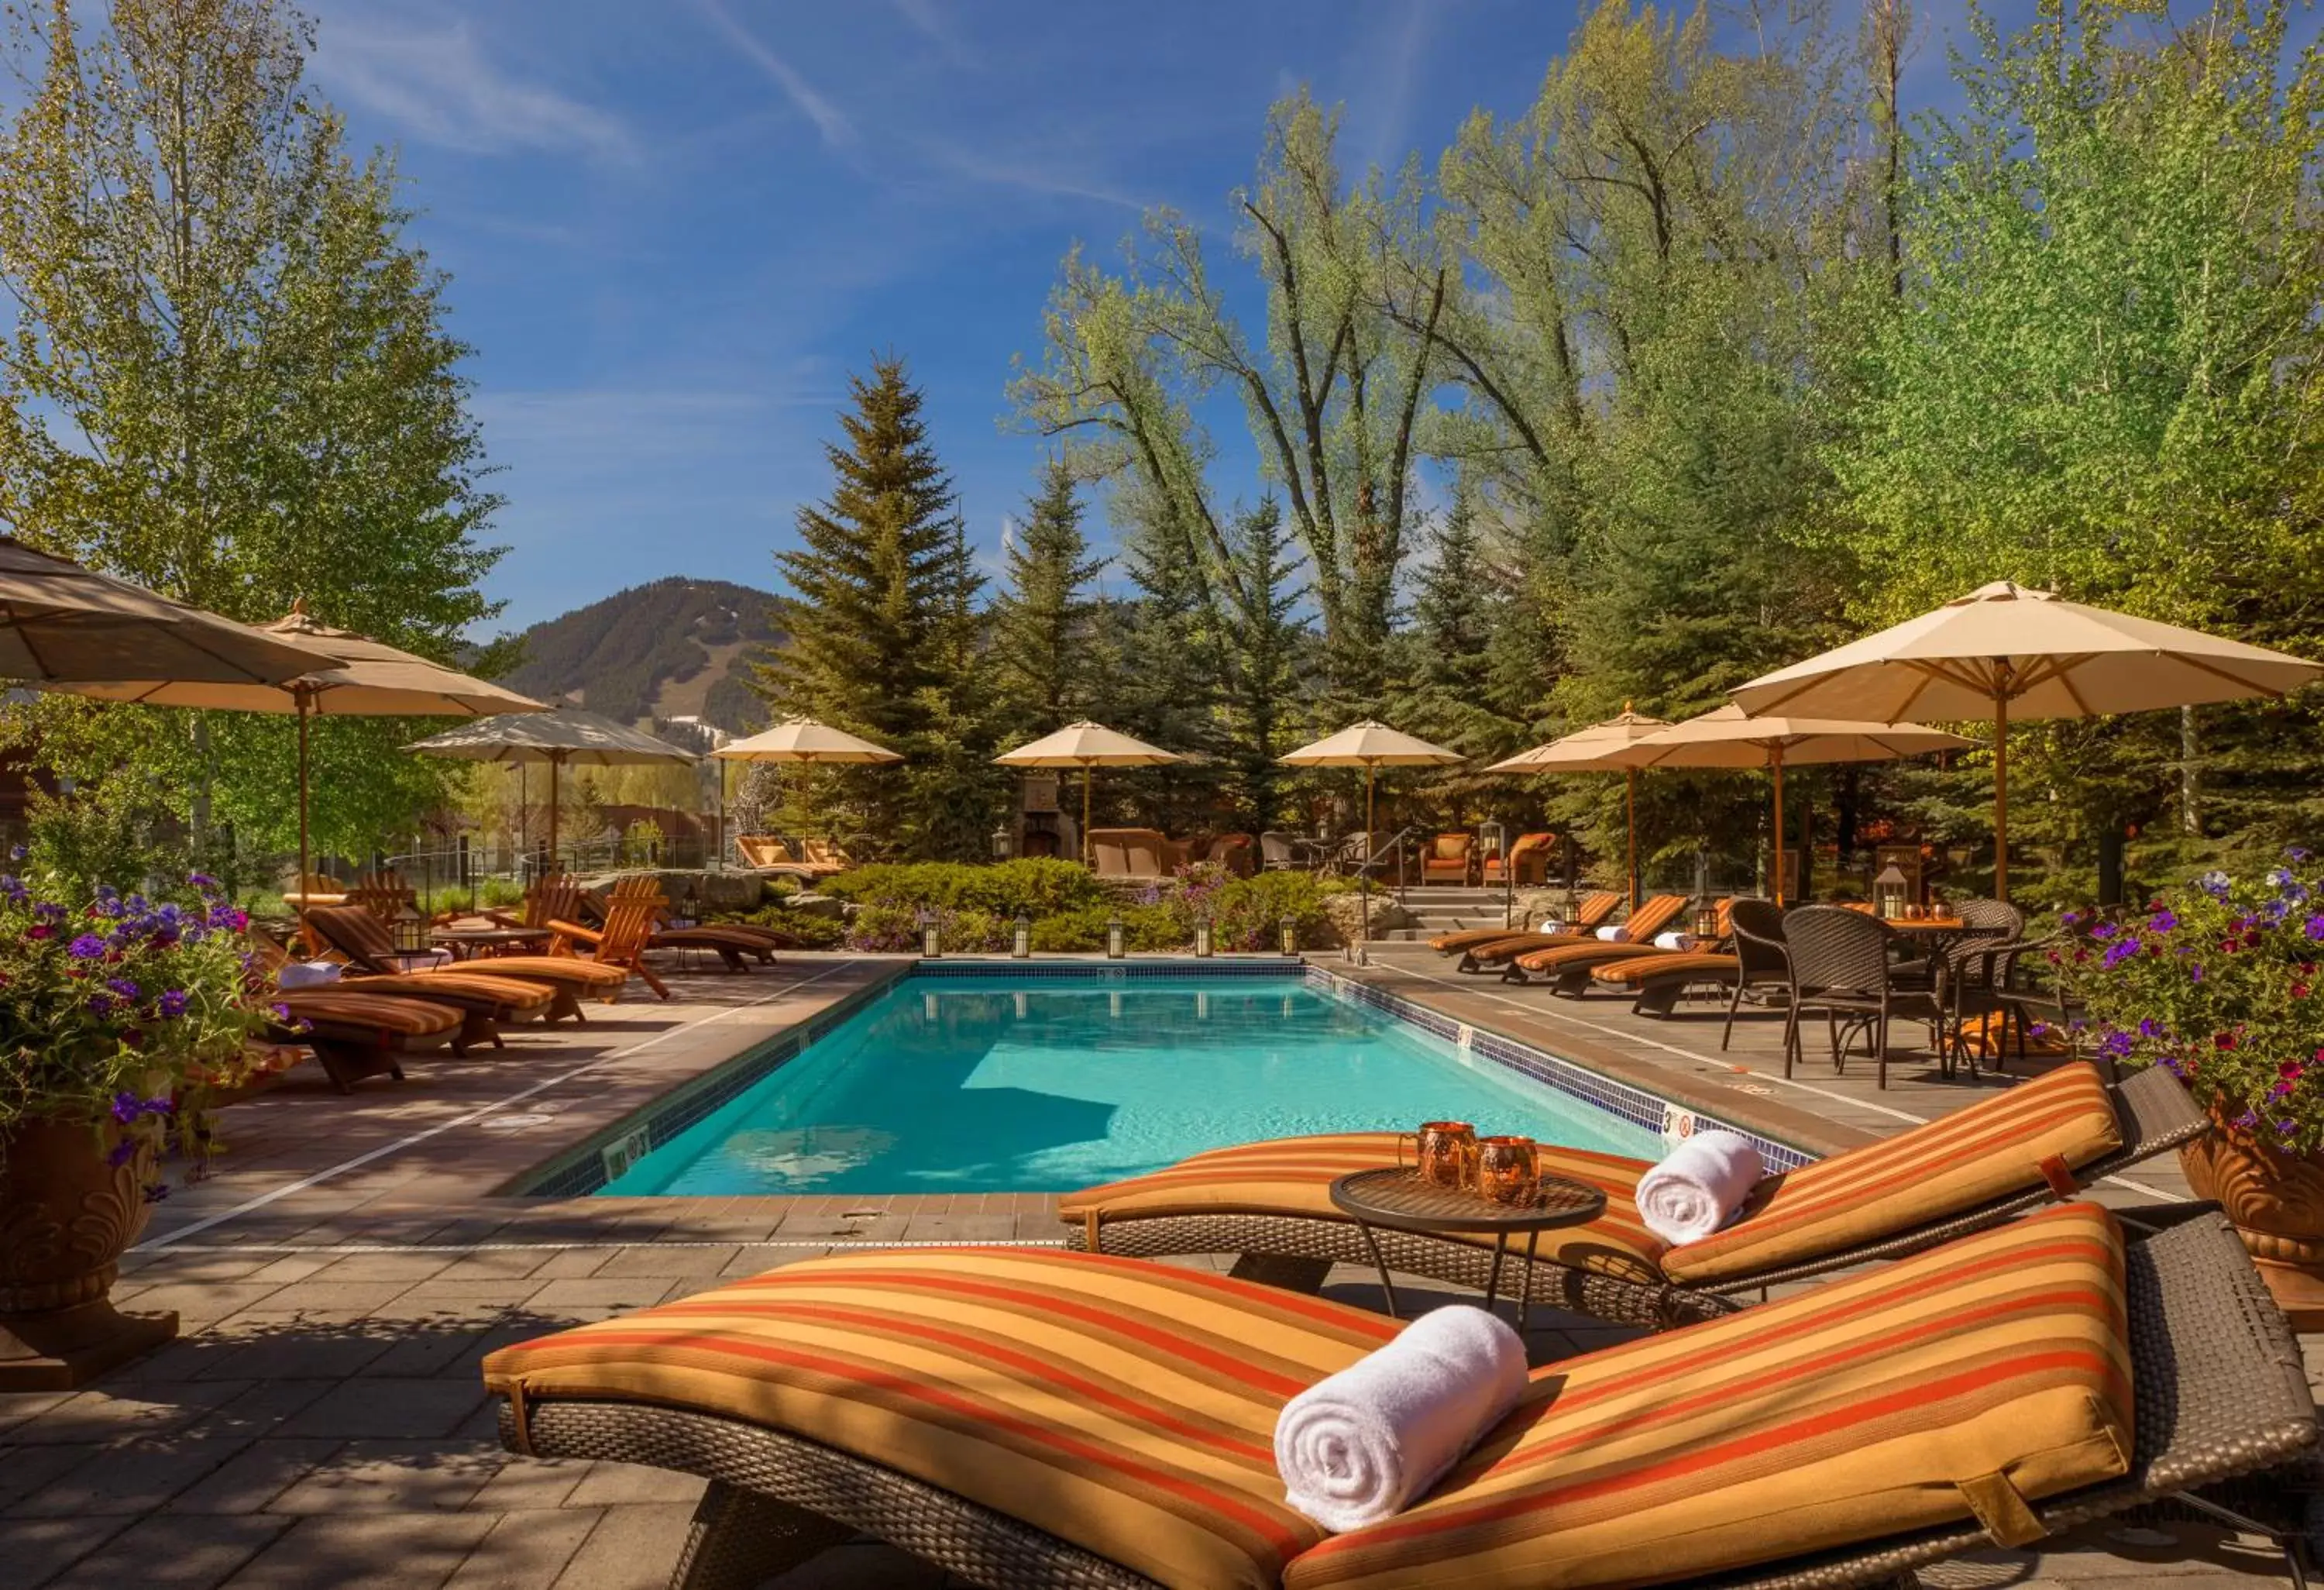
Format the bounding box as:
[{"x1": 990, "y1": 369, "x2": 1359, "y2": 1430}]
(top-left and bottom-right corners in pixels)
[
  {"x1": 1993, "y1": 688, "x2": 2009, "y2": 903},
  {"x1": 1082, "y1": 762, "x2": 1093, "y2": 868},
  {"x1": 295, "y1": 692, "x2": 312, "y2": 943},
  {"x1": 1362, "y1": 760, "x2": 1376, "y2": 943},
  {"x1": 548, "y1": 752, "x2": 562, "y2": 877},
  {"x1": 1772, "y1": 747, "x2": 1787, "y2": 908},
  {"x1": 1625, "y1": 766, "x2": 1638, "y2": 911}
]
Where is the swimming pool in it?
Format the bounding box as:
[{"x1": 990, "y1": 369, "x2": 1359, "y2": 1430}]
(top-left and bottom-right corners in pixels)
[{"x1": 596, "y1": 972, "x2": 1665, "y2": 1196}]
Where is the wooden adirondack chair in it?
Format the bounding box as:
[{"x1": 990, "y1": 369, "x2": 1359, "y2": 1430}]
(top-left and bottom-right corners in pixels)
[
  {"x1": 547, "y1": 875, "x2": 673, "y2": 1000},
  {"x1": 344, "y1": 869, "x2": 418, "y2": 922},
  {"x1": 483, "y1": 874, "x2": 584, "y2": 934}
]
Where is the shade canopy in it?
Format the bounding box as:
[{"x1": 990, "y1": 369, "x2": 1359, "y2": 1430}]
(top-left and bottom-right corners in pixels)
[
  {"x1": 1611, "y1": 704, "x2": 1976, "y2": 769},
  {"x1": 404, "y1": 707, "x2": 698, "y2": 768},
  {"x1": 57, "y1": 602, "x2": 544, "y2": 718},
  {"x1": 1485, "y1": 707, "x2": 1669, "y2": 773},
  {"x1": 995, "y1": 721, "x2": 1184, "y2": 769},
  {"x1": 715, "y1": 716, "x2": 903, "y2": 764},
  {"x1": 1278, "y1": 721, "x2": 1463, "y2": 769},
  {"x1": 0, "y1": 538, "x2": 335, "y2": 687},
  {"x1": 1731, "y1": 580, "x2": 2324, "y2": 722}
]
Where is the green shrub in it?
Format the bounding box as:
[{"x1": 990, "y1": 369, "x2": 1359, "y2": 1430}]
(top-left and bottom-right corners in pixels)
[
  {"x1": 1028, "y1": 903, "x2": 1184, "y2": 952},
  {"x1": 823, "y1": 859, "x2": 1105, "y2": 917},
  {"x1": 1175, "y1": 868, "x2": 1336, "y2": 951},
  {"x1": 717, "y1": 902, "x2": 847, "y2": 949}
]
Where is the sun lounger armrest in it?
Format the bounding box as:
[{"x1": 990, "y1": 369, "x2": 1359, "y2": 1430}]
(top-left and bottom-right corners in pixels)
[
  {"x1": 545, "y1": 918, "x2": 602, "y2": 947},
  {"x1": 2107, "y1": 1065, "x2": 2209, "y2": 1161}
]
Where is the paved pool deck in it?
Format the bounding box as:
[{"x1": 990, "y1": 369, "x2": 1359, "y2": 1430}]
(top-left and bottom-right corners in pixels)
[{"x1": 0, "y1": 948, "x2": 2310, "y2": 1589}]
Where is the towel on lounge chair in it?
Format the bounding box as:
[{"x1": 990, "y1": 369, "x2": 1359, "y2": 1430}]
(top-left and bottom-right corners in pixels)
[
  {"x1": 1594, "y1": 924, "x2": 1628, "y2": 942},
  {"x1": 276, "y1": 960, "x2": 343, "y2": 989},
  {"x1": 1650, "y1": 931, "x2": 1693, "y2": 951},
  {"x1": 1636, "y1": 1131, "x2": 1765, "y2": 1246},
  {"x1": 1276, "y1": 1305, "x2": 1527, "y2": 1533}
]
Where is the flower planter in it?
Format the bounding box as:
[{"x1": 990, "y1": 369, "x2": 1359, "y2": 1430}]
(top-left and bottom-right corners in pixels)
[
  {"x1": 0, "y1": 1117, "x2": 178, "y2": 1390},
  {"x1": 2180, "y1": 1116, "x2": 2324, "y2": 1330}
]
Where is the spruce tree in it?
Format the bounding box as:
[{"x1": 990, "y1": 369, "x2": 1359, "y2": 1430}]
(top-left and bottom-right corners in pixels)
[
  {"x1": 755, "y1": 357, "x2": 961, "y2": 852},
  {"x1": 1218, "y1": 497, "x2": 1308, "y2": 828},
  {"x1": 1394, "y1": 487, "x2": 1527, "y2": 812},
  {"x1": 991, "y1": 459, "x2": 1106, "y2": 735},
  {"x1": 1111, "y1": 484, "x2": 1227, "y2": 831}
]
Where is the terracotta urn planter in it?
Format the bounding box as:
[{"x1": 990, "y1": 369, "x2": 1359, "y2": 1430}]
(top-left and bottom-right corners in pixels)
[
  {"x1": 0, "y1": 1117, "x2": 178, "y2": 1389},
  {"x1": 2180, "y1": 1115, "x2": 2324, "y2": 1330}
]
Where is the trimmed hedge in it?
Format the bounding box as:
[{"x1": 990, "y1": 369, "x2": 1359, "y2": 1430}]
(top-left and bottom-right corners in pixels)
[
  {"x1": 825, "y1": 861, "x2": 1341, "y2": 952},
  {"x1": 822, "y1": 859, "x2": 1105, "y2": 917}
]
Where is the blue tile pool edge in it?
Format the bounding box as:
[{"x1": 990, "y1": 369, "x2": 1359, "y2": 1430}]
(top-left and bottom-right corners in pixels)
[{"x1": 508, "y1": 957, "x2": 1815, "y2": 1198}]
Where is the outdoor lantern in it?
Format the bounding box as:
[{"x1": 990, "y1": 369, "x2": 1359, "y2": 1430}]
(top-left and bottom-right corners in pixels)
[
  {"x1": 1480, "y1": 820, "x2": 1505, "y2": 871},
  {"x1": 920, "y1": 910, "x2": 941, "y2": 958},
  {"x1": 1693, "y1": 903, "x2": 1721, "y2": 941},
  {"x1": 991, "y1": 824, "x2": 1014, "y2": 862},
  {"x1": 678, "y1": 879, "x2": 700, "y2": 929},
  {"x1": 1874, "y1": 865, "x2": 1909, "y2": 921},
  {"x1": 1011, "y1": 913, "x2": 1031, "y2": 958},
  {"x1": 1279, "y1": 917, "x2": 1300, "y2": 957},
  {"x1": 1194, "y1": 920, "x2": 1214, "y2": 958},
  {"x1": 391, "y1": 900, "x2": 429, "y2": 958},
  {"x1": 1105, "y1": 917, "x2": 1126, "y2": 959}
]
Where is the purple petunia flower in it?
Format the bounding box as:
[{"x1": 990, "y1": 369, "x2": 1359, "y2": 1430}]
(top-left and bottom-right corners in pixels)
[
  {"x1": 186, "y1": 871, "x2": 218, "y2": 892},
  {"x1": 105, "y1": 977, "x2": 139, "y2": 1000},
  {"x1": 2305, "y1": 914, "x2": 2324, "y2": 943},
  {"x1": 2090, "y1": 921, "x2": 2118, "y2": 940},
  {"x1": 2101, "y1": 937, "x2": 2143, "y2": 969},
  {"x1": 2138, "y1": 1017, "x2": 2162, "y2": 1038},
  {"x1": 2197, "y1": 870, "x2": 2232, "y2": 900},
  {"x1": 2096, "y1": 1029, "x2": 2135, "y2": 1059},
  {"x1": 110, "y1": 1089, "x2": 143, "y2": 1124},
  {"x1": 67, "y1": 933, "x2": 105, "y2": 958},
  {"x1": 85, "y1": 993, "x2": 113, "y2": 1017},
  {"x1": 2190, "y1": 962, "x2": 2205, "y2": 983},
  {"x1": 2292, "y1": 848, "x2": 2313, "y2": 863},
  {"x1": 2147, "y1": 907, "x2": 2178, "y2": 934},
  {"x1": 158, "y1": 989, "x2": 189, "y2": 1018}
]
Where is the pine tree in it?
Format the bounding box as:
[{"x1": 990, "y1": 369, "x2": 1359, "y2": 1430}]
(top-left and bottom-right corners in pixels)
[
  {"x1": 1218, "y1": 497, "x2": 1309, "y2": 828},
  {"x1": 755, "y1": 357, "x2": 961, "y2": 852},
  {"x1": 1110, "y1": 484, "x2": 1227, "y2": 831},
  {"x1": 991, "y1": 459, "x2": 1106, "y2": 735}
]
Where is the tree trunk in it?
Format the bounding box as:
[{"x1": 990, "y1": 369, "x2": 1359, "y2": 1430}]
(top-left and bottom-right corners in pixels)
[{"x1": 2180, "y1": 706, "x2": 2200, "y2": 837}]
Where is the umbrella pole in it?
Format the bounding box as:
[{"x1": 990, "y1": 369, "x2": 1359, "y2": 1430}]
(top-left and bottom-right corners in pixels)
[
  {"x1": 1772, "y1": 749, "x2": 1786, "y2": 908},
  {"x1": 1625, "y1": 767, "x2": 1638, "y2": 912},
  {"x1": 1993, "y1": 690, "x2": 2009, "y2": 903},
  {"x1": 548, "y1": 753, "x2": 561, "y2": 878},
  {"x1": 1082, "y1": 764, "x2": 1093, "y2": 867},
  {"x1": 295, "y1": 693, "x2": 312, "y2": 946},
  {"x1": 1362, "y1": 762, "x2": 1376, "y2": 944}
]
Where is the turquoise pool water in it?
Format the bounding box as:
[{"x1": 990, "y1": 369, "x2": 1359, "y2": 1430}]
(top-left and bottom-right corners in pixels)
[{"x1": 598, "y1": 973, "x2": 1661, "y2": 1196}]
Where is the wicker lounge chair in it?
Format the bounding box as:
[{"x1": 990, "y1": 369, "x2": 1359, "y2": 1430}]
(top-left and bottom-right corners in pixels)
[
  {"x1": 1532, "y1": 898, "x2": 1737, "y2": 997},
  {"x1": 482, "y1": 1203, "x2": 2315, "y2": 1590},
  {"x1": 268, "y1": 988, "x2": 466, "y2": 1093},
  {"x1": 1586, "y1": 896, "x2": 1792, "y2": 1037},
  {"x1": 1430, "y1": 890, "x2": 1620, "y2": 957},
  {"x1": 304, "y1": 902, "x2": 625, "y2": 1022},
  {"x1": 1492, "y1": 893, "x2": 1691, "y2": 983},
  {"x1": 1063, "y1": 1060, "x2": 2206, "y2": 1330},
  {"x1": 1480, "y1": 831, "x2": 1555, "y2": 888},
  {"x1": 1419, "y1": 832, "x2": 1474, "y2": 886}
]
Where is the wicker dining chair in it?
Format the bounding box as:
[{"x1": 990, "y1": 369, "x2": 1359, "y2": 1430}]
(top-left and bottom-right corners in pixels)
[
  {"x1": 1780, "y1": 903, "x2": 1949, "y2": 1089},
  {"x1": 1721, "y1": 897, "x2": 1792, "y2": 1051}
]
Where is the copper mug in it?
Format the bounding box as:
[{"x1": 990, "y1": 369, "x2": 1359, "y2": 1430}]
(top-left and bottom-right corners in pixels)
[
  {"x1": 1476, "y1": 1135, "x2": 1542, "y2": 1207},
  {"x1": 1412, "y1": 1120, "x2": 1478, "y2": 1191}
]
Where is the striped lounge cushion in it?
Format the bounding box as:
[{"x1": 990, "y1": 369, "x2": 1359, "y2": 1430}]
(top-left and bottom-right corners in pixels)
[
  {"x1": 1590, "y1": 951, "x2": 1738, "y2": 987},
  {"x1": 1060, "y1": 1134, "x2": 1669, "y2": 1284},
  {"x1": 348, "y1": 972, "x2": 554, "y2": 1012},
  {"x1": 1287, "y1": 1202, "x2": 2134, "y2": 1589},
  {"x1": 417, "y1": 955, "x2": 627, "y2": 990},
  {"x1": 1659, "y1": 1061, "x2": 2123, "y2": 1285},
  {"x1": 483, "y1": 1247, "x2": 1397, "y2": 1590},
  {"x1": 276, "y1": 990, "x2": 463, "y2": 1037}
]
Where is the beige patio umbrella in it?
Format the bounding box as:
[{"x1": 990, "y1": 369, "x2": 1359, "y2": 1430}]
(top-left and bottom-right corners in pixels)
[
  {"x1": 1281, "y1": 721, "x2": 1464, "y2": 938},
  {"x1": 407, "y1": 706, "x2": 697, "y2": 869},
  {"x1": 1731, "y1": 581, "x2": 2324, "y2": 898},
  {"x1": 712, "y1": 716, "x2": 903, "y2": 764},
  {"x1": 53, "y1": 601, "x2": 546, "y2": 914},
  {"x1": 1610, "y1": 705, "x2": 1975, "y2": 905},
  {"x1": 994, "y1": 721, "x2": 1184, "y2": 865},
  {"x1": 0, "y1": 537, "x2": 332, "y2": 687},
  {"x1": 1487, "y1": 705, "x2": 1669, "y2": 910}
]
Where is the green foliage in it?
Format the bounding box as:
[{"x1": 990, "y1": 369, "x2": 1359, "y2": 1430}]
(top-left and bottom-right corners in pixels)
[
  {"x1": 503, "y1": 578, "x2": 781, "y2": 731},
  {"x1": 715, "y1": 903, "x2": 846, "y2": 949},
  {"x1": 822, "y1": 859, "x2": 1107, "y2": 917},
  {"x1": 991, "y1": 459, "x2": 1108, "y2": 736},
  {"x1": 1026, "y1": 904, "x2": 1182, "y2": 953},
  {"x1": 2064, "y1": 860, "x2": 2324, "y2": 1149}
]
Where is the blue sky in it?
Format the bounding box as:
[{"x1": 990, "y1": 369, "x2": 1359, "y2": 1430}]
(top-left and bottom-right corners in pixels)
[{"x1": 300, "y1": 0, "x2": 2002, "y2": 635}]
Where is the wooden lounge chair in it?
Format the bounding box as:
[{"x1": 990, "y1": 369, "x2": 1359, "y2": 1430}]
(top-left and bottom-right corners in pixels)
[
  {"x1": 304, "y1": 903, "x2": 625, "y2": 1021},
  {"x1": 1495, "y1": 893, "x2": 1691, "y2": 983},
  {"x1": 547, "y1": 875, "x2": 676, "y2": 1000},
  {"x1": 1480, "y1": 831, "x2": 1554, "y2": 888},
  {"x1": 267, "y1": 988, "x2": 466, "y2": 1093},
  {"x1": 576, "y1": 881, "x2": 775, "y2": 971},
  {"x1": 1419, "y1": 832, "x2": 1474, "y2": 886},
  {"x1": 252, "y1": 931, "x2": 555, "y2": 1055},
  {"x1": 481, "y1": 1203, "x2": 2316, "y2": 1590},
  {"x1": 1430, "y1": 889, "x2": 1621, "y2": 958},
  {"x1": 796, "y1": 837, "x2": 855, "y2": 876},
  {"x1": 1062, "y1": 1060, "x2": 2206, "y2": 1329},
  {"x1": 280, "y1": 870, "x2": 346, "y2": 910},
  {"x1": 1528, "y1": 898, "x2": 1736, "y2": 996}
]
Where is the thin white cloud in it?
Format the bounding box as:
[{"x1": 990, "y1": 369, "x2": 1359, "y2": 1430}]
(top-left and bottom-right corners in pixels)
[
  {"x1": 693, "y1": 0, "x2": 857, "y2": 149},
  {"x1": 922, "y1": 141, "x2": 1152, "y2": 212},
  {"x1": 312, "y1": 18, "x2": 635, "y2": 164},
  {"x1": 889, "y1": 0, "x2": 978, "y2": 67}
]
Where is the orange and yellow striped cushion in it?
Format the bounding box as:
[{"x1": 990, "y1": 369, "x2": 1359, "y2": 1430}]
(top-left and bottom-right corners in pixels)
[
  {"x1": 415, "y1": 955, "x2": 627, "y2": 989},
  {"x1": 277, "y1": 990, "x2": 463, "y2": 1037},
  {"x1": 1590, "y1": 951, "x2": 1738, "y2": 987},
  {"x1": 1287, "y1": 1203, "x2": 2133, "y2": 1589},
  {"x1": 483, "y1": 1247, "x2": 1396, "y2": 1589},
  {"x1": 1660, "y1": 1062, "x2": 2122, "y2": 1284},
  {"x1": 1060, "y1": 1134, "x2": 1669, "y2": 1282}
]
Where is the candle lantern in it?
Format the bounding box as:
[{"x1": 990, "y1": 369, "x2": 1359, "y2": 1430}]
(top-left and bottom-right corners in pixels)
[
  {"x1": 1873, "y1": 865, "x2": 1909, "y2": 921},
  {"x1": 1011, "y1": 913, "x2": 1032, "y2": 958},
  {"x1": 1692, "y1": 903, "x2": 1721, "y2": 940},
  {"x1": 990, "y1": 825, "x2": 1014, "y2": 862},
  {"x1": 1105, "y1": 917, "x2": 1126, "y2": 959},
  {"x1": 1279, "y1": 917, "x2": 1300, "y2": 957},
  {"x1": 391, "y1": 900, "x2": 429, "y2": 957},
  {"x1": 1194, "y1": 921, "x2": 1214, "y2": 958},
  {"x1": 920, "y1": 910, "x2": 942, "y2": 958}
]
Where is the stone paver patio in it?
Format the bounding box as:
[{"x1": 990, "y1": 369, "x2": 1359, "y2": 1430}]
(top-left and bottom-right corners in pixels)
[{"x1": 0, "y1": 945, "x2": 2312, "y2": 1588}]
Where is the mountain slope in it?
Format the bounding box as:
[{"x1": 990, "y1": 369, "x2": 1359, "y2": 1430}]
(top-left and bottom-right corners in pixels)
[{"x1": 503, "y1": 577, "x2": 779, "y2": 731}]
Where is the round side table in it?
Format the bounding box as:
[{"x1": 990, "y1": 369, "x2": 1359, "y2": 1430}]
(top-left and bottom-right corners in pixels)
[{"x1": 1329, "y1": 1166, "x2": 1608, "y2": 1329}]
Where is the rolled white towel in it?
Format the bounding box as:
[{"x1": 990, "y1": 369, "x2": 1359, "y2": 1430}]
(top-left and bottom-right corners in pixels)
[
  {"x1": 1276, "y1": 1305, "x2": 1528, "y2": 1532},
  {"x1": 276, "y1": 961, "x2": 343, "y2": 990},
  {"x1": 1651, "y1": 931, "x2": 1694, "y2": 952},
  {"x1": 1595, "y1": 924, "x2": 1630, "y2": 942},
  {"x1": 1635, "y1": 1131, "x2": 1765, "y2": 1247},
  {"x1": 1535, "y1": 918, "x2": 1563, "y2": 934}
]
